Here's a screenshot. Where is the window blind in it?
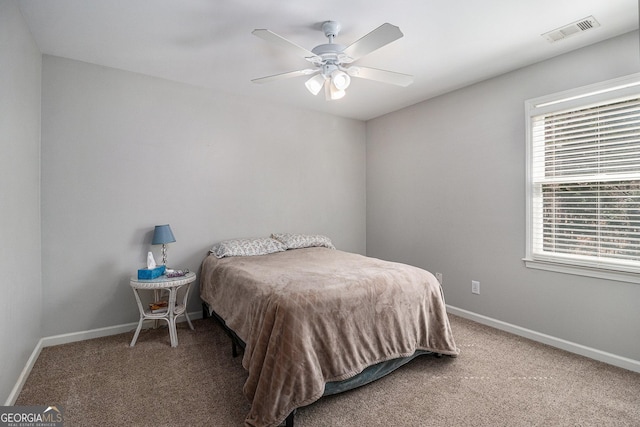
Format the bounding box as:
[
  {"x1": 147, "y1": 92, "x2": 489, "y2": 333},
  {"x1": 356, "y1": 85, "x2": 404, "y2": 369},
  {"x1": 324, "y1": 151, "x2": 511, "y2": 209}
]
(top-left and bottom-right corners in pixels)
[{"x1": 530, "y1": 95, "x2": 640, "y2": 273}]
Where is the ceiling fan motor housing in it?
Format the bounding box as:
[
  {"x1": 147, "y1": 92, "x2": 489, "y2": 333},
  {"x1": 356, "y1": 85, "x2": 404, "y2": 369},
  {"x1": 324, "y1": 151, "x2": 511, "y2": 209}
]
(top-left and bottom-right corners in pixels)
[{"x1": 311, "y1": 43, "x2": 348, "y2": 63}]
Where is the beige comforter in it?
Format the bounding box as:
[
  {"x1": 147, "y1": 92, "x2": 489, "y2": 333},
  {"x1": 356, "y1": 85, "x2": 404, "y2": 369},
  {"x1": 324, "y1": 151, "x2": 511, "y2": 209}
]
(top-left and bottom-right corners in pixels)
[{"x1": 200, "y1": 247, "x2": 459, "y2": 427}]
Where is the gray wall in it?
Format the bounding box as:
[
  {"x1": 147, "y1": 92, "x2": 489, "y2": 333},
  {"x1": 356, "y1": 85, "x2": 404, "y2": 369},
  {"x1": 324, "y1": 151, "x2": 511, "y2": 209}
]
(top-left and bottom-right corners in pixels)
[
  {"x1": 0, "y1": 0, "x2": 42, "y2": 403},
  {"x1": 41, "y1": 56, "x2": 366, "y2": 336},
  {"x1": 367, "y1": 31, "x2": 640, "y2": 361}
]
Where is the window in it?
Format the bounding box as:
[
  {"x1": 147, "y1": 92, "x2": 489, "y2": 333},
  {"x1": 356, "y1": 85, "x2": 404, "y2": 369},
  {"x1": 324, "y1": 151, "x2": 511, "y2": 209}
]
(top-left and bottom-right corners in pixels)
[{"x1": 525, "y1": 73, "x2": 640, "y2": 283}]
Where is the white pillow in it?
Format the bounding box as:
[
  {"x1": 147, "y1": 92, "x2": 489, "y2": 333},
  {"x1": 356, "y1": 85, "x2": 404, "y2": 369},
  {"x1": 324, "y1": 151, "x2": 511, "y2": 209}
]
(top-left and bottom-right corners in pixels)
[
  {"x1": 270, "y1": 233, "x2": 335, "y2": 250},
  {"x1": 210, "y1": 237, "x2": 286, "y2": 259}
]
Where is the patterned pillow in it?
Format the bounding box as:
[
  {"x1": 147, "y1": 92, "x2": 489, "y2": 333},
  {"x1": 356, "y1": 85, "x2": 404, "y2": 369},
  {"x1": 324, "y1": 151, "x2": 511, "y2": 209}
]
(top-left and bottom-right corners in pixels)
[
  {"x1": 270, "y1": 233, "x2": 336, "y2": 250},
  {"x1": 210, "y1": 237, "x2": 286, "y2": 259}
]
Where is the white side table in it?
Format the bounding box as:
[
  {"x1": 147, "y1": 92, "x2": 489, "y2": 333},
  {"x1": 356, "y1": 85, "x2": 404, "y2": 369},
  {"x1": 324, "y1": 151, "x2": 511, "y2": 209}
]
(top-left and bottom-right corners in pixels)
[{"x1": 129, "y1": 271, "x2": 196, "y2": 348}]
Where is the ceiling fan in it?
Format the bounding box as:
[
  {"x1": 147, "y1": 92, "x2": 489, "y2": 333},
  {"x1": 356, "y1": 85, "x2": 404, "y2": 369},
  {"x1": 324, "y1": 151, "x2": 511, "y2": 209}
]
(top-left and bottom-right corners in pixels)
[{"x1": 251, "y1": 21, "x2": 413, "y2": 101}]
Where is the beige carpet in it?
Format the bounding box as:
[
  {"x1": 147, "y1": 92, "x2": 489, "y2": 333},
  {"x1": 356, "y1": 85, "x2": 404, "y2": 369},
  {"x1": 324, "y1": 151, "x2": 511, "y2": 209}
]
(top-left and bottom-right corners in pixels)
[{"x1": 16, "y1": 314, "x2": 640, "y2": 426}]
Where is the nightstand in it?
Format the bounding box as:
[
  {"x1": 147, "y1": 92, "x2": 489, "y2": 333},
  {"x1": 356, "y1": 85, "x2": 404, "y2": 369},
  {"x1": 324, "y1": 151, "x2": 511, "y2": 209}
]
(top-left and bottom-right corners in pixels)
[{"x1": 129, "y1": 271, "x2": 196, "y2": 347}]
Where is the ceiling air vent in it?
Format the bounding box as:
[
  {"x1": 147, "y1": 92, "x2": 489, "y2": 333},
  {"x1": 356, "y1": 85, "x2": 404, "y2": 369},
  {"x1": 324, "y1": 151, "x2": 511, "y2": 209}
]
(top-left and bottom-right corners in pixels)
[{"x1": 542, "y1": 16, "x2": 600, "y2": 43}]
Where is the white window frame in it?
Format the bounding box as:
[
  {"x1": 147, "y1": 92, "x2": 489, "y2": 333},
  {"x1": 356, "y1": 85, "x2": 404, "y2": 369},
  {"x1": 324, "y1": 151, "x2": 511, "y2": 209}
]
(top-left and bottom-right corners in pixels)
[{"x1": 524, "y1": 73, "x2": 640, "y2": 284}]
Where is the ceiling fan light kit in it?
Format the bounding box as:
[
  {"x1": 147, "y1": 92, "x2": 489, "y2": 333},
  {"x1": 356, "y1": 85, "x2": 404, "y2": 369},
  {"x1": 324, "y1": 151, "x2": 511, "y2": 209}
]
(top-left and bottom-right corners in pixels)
[
  {"x1": 330, "y1": 70, "x2": 351, "y2": 90},
  {"x1": 252, "y1": 20, "x2": 413, "y2": 101},
  {"x1": 304, "y1": 73, "x2": 326, "y2": 95},
  {"x1": 327, "y1": 82, "x2": 346, "y2": 100}
]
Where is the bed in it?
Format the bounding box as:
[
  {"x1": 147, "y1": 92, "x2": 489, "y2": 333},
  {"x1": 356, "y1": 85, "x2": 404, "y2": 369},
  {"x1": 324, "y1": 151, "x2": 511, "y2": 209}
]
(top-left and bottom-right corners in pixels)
[{"x1": 200, "y1": 234, "x2": 459, "y2": 427}]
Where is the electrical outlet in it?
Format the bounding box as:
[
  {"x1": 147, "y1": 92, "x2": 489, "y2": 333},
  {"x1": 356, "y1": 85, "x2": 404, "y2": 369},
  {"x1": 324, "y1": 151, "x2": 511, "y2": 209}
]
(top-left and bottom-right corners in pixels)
[
  {"x1": 472, "y1": 280, "x2": 480, "y2": 295},
  {"x1": 435, "y1": 272, "x2": 443, "y2": 285}
]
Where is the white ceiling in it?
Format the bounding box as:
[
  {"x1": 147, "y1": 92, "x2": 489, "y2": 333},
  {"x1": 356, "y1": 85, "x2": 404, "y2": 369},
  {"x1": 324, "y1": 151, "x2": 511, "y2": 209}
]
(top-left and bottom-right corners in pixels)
[{"x1": 18, "y1": 0, "x2": 639, "y2": 121}]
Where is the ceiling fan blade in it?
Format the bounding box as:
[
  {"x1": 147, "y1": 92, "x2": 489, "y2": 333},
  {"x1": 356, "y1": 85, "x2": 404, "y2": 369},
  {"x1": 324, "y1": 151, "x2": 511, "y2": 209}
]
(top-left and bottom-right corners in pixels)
[
  {"x1": 252, "y1": 69, "x2": 318, "y2": 84},
  {"x1": 252, "y1": 29, "x2": 320, "y2": 62},
  {"x1": 346, "y1": 66, "x2": 414, "y2": 87},
  {"x1": 341, "y1": 23, "x2": 403, "y2": 63}
]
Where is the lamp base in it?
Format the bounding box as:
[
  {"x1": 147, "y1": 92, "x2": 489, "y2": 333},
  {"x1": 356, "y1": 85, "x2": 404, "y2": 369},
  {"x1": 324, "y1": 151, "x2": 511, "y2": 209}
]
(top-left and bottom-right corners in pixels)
[{"x1": 161, "y1": 244, "x2": 169, "y2": 267}]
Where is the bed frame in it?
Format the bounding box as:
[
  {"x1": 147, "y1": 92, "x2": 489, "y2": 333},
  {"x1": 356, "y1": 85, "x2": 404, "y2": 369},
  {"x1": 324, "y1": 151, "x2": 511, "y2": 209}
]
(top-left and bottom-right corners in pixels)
[{"x1": 202, "y1": 302, "x2": 441, "y2": 427}]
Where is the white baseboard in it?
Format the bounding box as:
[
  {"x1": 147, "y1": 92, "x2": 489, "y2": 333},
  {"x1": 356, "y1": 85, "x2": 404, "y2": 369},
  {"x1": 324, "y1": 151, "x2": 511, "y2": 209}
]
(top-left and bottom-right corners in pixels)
[
  {"x1": 5, "y1": 339, "x2": 44, "y2": 406},
  {"x1": 5, "y1": 310, "x2": 203, "y2": 405},
  {"x1": 447, "y1": 305, "x2": 640, "y2": 374}
]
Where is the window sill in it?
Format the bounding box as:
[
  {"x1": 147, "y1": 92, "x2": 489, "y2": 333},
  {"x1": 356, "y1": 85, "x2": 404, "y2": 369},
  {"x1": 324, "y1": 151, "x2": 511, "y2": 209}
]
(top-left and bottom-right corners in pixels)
[{"x1": 523, "y1": 259, "x2": 640, "y2": 284}]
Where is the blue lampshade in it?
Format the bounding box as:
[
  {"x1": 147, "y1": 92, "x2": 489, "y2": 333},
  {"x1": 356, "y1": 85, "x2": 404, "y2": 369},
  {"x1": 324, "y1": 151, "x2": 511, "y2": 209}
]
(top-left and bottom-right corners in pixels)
[{"x1": 152, "y1": 224, "x2": 176, "y2": 245}]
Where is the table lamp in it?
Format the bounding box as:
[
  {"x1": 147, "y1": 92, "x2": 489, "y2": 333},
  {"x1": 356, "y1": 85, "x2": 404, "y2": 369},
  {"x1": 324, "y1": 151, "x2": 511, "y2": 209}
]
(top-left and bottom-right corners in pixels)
[{"x1": 152, "y1": 224, "x2": 176, "y2": 266}]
